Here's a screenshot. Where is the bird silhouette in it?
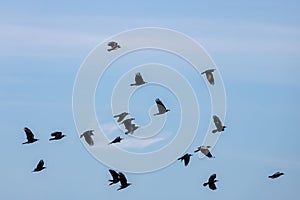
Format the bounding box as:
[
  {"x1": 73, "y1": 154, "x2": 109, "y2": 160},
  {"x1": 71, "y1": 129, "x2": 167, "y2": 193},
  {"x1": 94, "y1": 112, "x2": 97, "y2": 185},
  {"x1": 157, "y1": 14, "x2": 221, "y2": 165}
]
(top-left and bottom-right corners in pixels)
[
  {"x1": 203, "y1": 174, "x2": 218, "y2": 190},
  {"x1": 194, "y1": 146, "x2": 215, "y2": 158},
  {"x1": 108, "y1": 169, "x2": 120, "y2": 185},
  {"x1": 154, "y1": 98, "x2": 170, "y2": 116},
  {"x1": 108, "y1": 136, "x2": 123, "y2": 145},
  {"x1": 118, "y1": 172, "x2": 131, "y2": 190},
  {"x1": 268, "y1": 172, "x2": 284, "y2": 179},
  {"x1": 125, "y1": 124, "x2": 139, "y2": 135},
  {"x1": 49, "y1": 131, "x2": 66, "y2": 141},
  {"x1": 107, "y1": 41, "x2": 121, "y2": 51},
  {"x1": 212, "y1": 115, "x2": 226, "y2": 133},
  {"x1": 130, "y1": 72, "x2": 147, "y2": 86},
  {"x1": 22, "y1": 127, "x2": 39, "y2": 144},
  {"x1": 32, "y1": 160, "x2": 46, "y2": 172},
  {"x1": 201, "y1": 69, "x2": 216, "y2": 85},
  {"x1": 114, "y1": 112, "x2": 129, "y2": 123},
  {"x1": 177, "y1": 153, "x2": 192, "y2": 166},
  {"x1": 80, "y1": 130, "x2": 94, "y2": 146}
]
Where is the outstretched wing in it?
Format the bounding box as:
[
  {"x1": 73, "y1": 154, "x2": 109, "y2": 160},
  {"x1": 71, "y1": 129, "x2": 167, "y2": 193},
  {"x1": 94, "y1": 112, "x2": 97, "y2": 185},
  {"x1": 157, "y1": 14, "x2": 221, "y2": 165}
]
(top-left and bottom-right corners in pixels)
[
  {"x1": 24, "y1": 127, "x2": 34, "y2": 140},
  {"x1": 213, "y1": 115, "x2": 223, "y2": 130},
  {"x1": 109, "y1": 169, "x2": 120, "y2": 181},
  {"x1": 184, "y1": 156, "x2": 190, "y2": 166},
  {"x1": 37, "y1": 160, "x2": 44, "y2": 169},
  {"x1": 209, "y1": 174, "x2": 217, "y2": 182},
  {"x1": 209, "y1": 182, "x2": 217, "y2": 190},
  {"x1": 201, "y1": 148, "x2": 213, "y2": 158},
  {"x1": 135, "y1": 73, "x2": 144, "y2": 83},
  {"x1": 206, "y1": 72, "x2": 215, "y2": 85},
  {"x1": 156, "y1": 98, "x2": 167, "y2": 113},
  {"x1": 108, "y1": 41, "x2": 117, "y2": 47},
  {"x1": 119, "y1": 172, "x2": 128, "y2": 185}
]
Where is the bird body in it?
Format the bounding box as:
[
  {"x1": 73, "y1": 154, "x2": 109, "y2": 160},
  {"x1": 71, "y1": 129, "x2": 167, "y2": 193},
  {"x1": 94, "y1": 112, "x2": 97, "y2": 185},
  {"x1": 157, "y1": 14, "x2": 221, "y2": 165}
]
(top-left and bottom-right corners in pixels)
[
  {"x1": 49, "y1": 131, "x2": 66, "y2": 141},
  {"x1": 33, "y1": 160, "x2": 46, "y2": 172},
  {"x1": 108, "y1": 169, "x2": 120, "y2": 185},
  {"x1": 113, "y1": 112, "x2": 129, "y2": 123},
  {"x1": 125, "y1": 124, "x2": 139, "y2": 134},
  {"x1": 22, "y1": 127, "x2": 39, "y2": 144},
  {"x1": 118, "y1": 172, "x2": 131, "y2": 190},
  {"x1": 108, "y1": 136, "x2": 123, "y2": 144},
  {"x1": 194, "y1": 146, "x2": 214, "y2": 158},
  {"x1": 203, "y1": 174, "x2": 218, "y2": 190},
  {"x1": 268, "y1": 172, "x2": 284, "y2": 179},
  {"x1": 107, "y1": 41, "x2": 121, "y2": 51},
  {"x1": 130, "y1": 72, "x2": 147, "y2": 86},
  {"x1": 80, "y1": 130, "x2": 94, "y2": 146},
  {"x1": 154, "y1": 98, "x2": 170, "y2": 116},
  {"x1": 178, "y1": 153, "x2": 192, "y2": 166},
  {"x1": 201, "y1": 69, "x2": 216, "y2": 85},
  {"x1": 212, "y1": 115, "x2": 226, "y2": 133}
]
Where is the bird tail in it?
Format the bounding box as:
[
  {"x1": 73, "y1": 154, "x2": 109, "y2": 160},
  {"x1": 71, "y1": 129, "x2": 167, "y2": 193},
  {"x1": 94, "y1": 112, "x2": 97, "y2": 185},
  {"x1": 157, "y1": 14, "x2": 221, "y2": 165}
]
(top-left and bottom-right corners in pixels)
[
  {"x1": 203, "y1": 182, "x2": 208, "y2": 187},
  {"x1": 212, "y1": 129, "x2": 218, "y2": 133}
]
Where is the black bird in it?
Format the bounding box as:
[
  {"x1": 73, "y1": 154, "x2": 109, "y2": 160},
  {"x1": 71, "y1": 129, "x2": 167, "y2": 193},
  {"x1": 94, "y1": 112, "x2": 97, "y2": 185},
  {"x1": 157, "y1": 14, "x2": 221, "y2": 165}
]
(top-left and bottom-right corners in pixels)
[
  {"x1": 80, "y1": 130, "x2": 94, "y2": 146},
  {"x1": 177, "y1": 153, "x2": 192, "y2": 166},
  {"x1": 194, "y1": 146, "x2": 214, "y2": 158},
  {"x1": 154, "y1": 98, "x2": 170, "y2": 116},
  {"x1": 203, "y1": 174, "x2": 218, "y2": 190},
  {"x1": 107, "y1": 41, "x2": 121, "y2": 51},
  {"x1": 130, "y1": 72, "x2": 147, "y2": 86},
  {"x1": 212, "y1": 115, "x2": 226, "y2": 133},
  {"x1": 125, "y1": 124, "x2": 139, "y2": 135},
  {"x1": 268, "y1": 172, "x2": 284, "y2": 179},
  {"x1": 49, "y1": 131, "x2": 66, "y2": 141},
  {"x1": 22, "y1": 127, "x2": 39, "y2": 144},
  {"x1": 108, "y1": 169, "x2": 120, "y2": 185},
  {"x1": 32, "y1": 160, "x2": 46, "y2": 172},
  {"x1": 108, "y1": 136, "x2": 123, "y2": 145},
  {"x1": 114, "y1": 112, "x2": 129, "y2": 123},
  {"x1": 201, "y1": 69, "x2": 216, "y2": 85},
  {"x1": 118, "y1": 172, "x2": 131, "y2": 190}
]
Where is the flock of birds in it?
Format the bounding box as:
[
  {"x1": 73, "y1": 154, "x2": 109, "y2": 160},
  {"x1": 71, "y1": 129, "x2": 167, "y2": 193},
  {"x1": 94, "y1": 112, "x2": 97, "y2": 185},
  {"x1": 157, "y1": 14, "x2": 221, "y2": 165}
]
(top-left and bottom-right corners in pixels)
[{"x1": 21, "y1": 41, "x2": 284, "y2": 192}]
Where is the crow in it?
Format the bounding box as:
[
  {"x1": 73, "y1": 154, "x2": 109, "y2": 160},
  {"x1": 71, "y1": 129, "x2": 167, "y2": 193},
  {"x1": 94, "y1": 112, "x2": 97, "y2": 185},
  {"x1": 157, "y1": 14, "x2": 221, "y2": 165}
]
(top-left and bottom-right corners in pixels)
[
  {"x1": 107, "y1": 41, "x2": 121, "y2": 51},
  {"x1": 201, "y1": 69, "x2": 216, "y2": 85},
  {"x1": 203, "y1": 174, "x2": 218, "y2": 190},
  {"x1": 80, "y1": 130, "x2": 94, "y2": 146},
  {"x1": 49, "y1": 131, "x2": 66, "y2": 141},
  {"x1": 154, "y1": 98, "x2": 170, "y2": 116},
  {"x1": 22, "y1": 127, "x2": 39, "y2": 144},
  {"x1": 108, "y1": 169, "x2": 120, "y2": 185},
  {"x1": 268, "y1": 172, "x2": 284, "y2": 179},
  {"x1": 130, "y1": 72, "x2": 147, "y2": 86},
  {"x1": 118, "y1": 172, "x2": 131, "y2": 190},
  {"x1": 32, "y1": 160, "x2": 46, "y2": 172},
  {"x1": 108, "y1": 136, "x2": 123, "y2": 145},
  {"x1": 177, "y1": 153, "x2": 192, "y2": 166},
  {"x1": 212, "y1": 115, "x2": 226, "y2": 133}
]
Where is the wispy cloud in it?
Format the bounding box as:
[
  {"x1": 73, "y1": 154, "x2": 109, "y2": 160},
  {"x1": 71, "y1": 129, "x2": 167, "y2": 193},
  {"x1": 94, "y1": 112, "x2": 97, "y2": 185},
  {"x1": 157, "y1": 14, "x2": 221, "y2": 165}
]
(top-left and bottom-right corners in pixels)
[{"x1": 119, "y1": 136, "x2": 166, "y2": 149}]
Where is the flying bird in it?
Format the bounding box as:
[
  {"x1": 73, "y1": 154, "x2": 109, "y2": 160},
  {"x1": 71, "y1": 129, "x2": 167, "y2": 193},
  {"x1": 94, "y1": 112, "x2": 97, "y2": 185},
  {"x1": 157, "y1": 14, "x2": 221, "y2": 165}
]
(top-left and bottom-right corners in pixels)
[
  {"x1": 212, "y1": 115, "x2": 226, "y2": 133},
  {"x1": 107, "y1": 41, "x2": 121, "y2": 51},
  {"x1": 268, "y1": 172, "x2": 284, "y2": 179},
  {"x1": 194, "y1": 146, "x2": 214, "y2": 158},
  {"x1": 120, "y1": 118, "x2": 135, "y2": 126},
  {"x1": 177, "y1": 153, "x2": 192, "y2": 166},
  {"x1": 22, "y1": 127, "x2": 39, "y2": 144},
  {"x1": 203, "y1": 174, "x2": 218, "y2": 190},
  {"x1": 113, "y1": 112, "x2": 129, "y2": 123},
  {"x1": 49, "y1": 131, "x2": 66, "y2": 141},
  {"x1": 201, "y1": 69, "x2": 216, "y2": 85},
  {"x1": 130, "y1": 72, "x2": 147, "y2": 86},
  {"x1": 108, "y1": 169, "x2": 120, "y2": 185},
  {"x1": 125, "y1": 124, "x2": 139, "y2": 135},
  {"x1": 154, "y1": 98, "x2": 170, "y2": 116},
  {"x1": 118, "y1": 172, "x2": 131, "y2": 190},
  {"x1": 32, "y1": 160, "x2": 46, "y2": 172},
  {"x1": 108, "y1": 136, "x2": 123, "y2": 145},
  {"x1": 80, "y1": 130, "x2": 94, "y2": 146}
]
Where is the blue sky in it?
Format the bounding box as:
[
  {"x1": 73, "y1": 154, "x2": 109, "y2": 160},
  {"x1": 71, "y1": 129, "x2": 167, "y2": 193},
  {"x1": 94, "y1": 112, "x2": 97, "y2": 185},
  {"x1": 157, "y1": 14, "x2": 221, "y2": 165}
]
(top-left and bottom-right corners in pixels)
[{"x1": 1, "y1": 0, "x2": 300, "y2": 199}]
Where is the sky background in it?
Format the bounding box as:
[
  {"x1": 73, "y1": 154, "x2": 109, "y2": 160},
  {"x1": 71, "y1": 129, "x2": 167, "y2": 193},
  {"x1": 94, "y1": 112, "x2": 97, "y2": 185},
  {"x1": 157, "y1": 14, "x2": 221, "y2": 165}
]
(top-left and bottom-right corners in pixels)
[{"x1": 1, "y1": 0, "x2": 300, "y2": 199}]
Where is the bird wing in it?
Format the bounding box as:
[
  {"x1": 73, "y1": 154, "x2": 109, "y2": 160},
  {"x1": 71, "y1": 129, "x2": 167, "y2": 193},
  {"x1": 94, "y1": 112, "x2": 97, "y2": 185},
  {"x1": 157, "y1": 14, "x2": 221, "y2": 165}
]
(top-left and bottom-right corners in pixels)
[
  {"x1": 118, "y1": 172, "x2": 128, "y2": 185},
  {"x1": 201, "y1": 148, "x2": 213, "y2": 157},
  {"x1": 213, "y1": 115, "x2": 223, "y2": 130},
  {"x1": 135, "y1": 73, "x2": 144, "y2": 84},
  {"x1": 51, "y1": 131, "x2": 62, "y2": 137},
  {"x1": 24, "y1": 127, "x2": 34, "y2": 140},
  {"x1": 206, "y1": 72, "x2": 215, "y2": 85},
  {"x1": 109, "y1": 169, "x2": 120, "y2": 181},
  {"x1": 209, "y1": 182, "x2": 217, "y2": 190},
  {"x1": 209, "y1": 174, "x2": 217, "y2": 182},
  {"x1": 108, "y1": 41, "x2": 117, "y2": 47},
  {"x1": 184, "y1": 156, "x2": 190, "y2": 166},
  {"x1": 37, "y1": 160, "x2": 44, "y2": 168},
  {"x1": 83, "y1": 135, "x2": 94, "y2": 146},
  {"x1": 156, "y1": 98, "x2": 167, "y2": 113}
]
